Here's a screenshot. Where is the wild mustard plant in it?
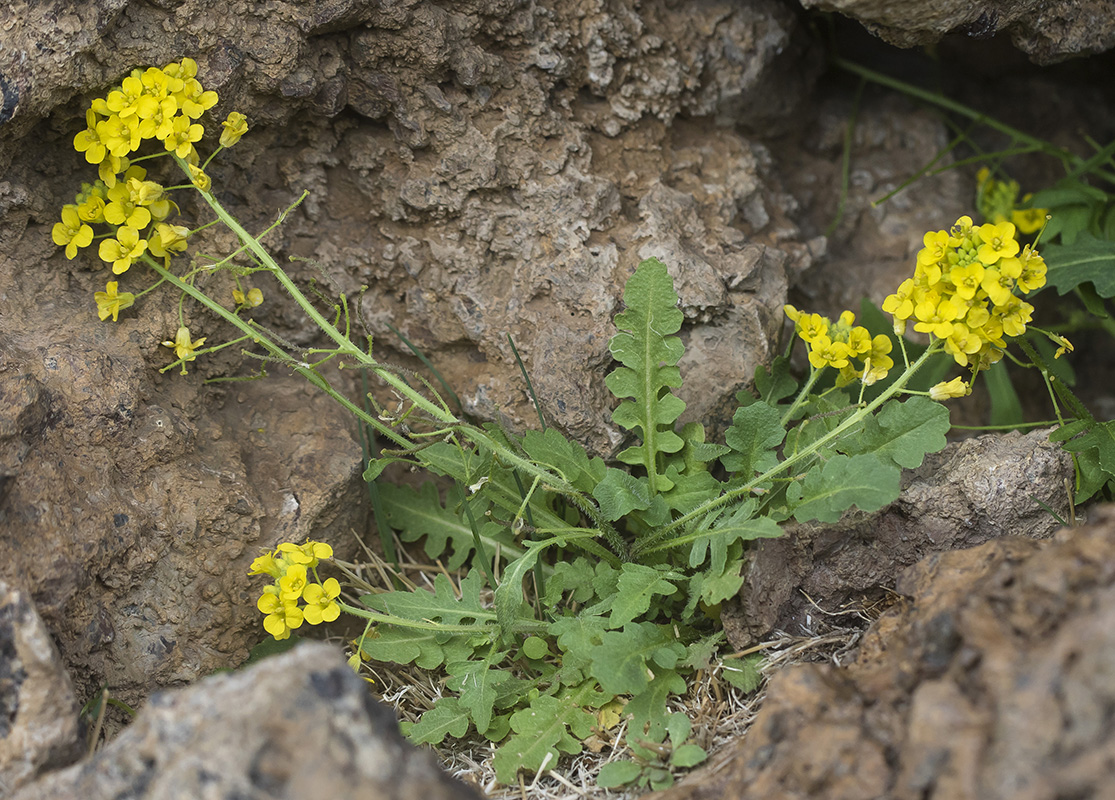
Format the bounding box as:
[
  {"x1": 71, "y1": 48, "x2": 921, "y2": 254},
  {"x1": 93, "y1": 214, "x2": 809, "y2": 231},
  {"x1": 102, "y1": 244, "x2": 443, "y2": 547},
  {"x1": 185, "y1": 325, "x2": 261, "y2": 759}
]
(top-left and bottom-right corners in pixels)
[{"x1": 56, "y1": 58, "x2": 1093, "y2": 789}]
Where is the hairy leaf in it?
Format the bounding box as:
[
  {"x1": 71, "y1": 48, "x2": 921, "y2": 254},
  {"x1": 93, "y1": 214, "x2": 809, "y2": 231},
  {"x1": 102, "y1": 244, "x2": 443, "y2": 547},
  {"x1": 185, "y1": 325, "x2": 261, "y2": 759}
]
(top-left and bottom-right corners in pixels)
[
  {"x1": 593, "y1": 467, "x2": 652, "y2": 521},
  {"x1": 521, "y1": 427, "x2": 607, "y2": 493},
  {"x1": 447, "y1": 659, "x2": 514, "y2": 735},
  {"x1": 607, "y1": 563, "x2": 680, "y2": 629},
  {"x1": 379, "y1": 481, "x2": 519, "y2": 569},
  {"x1": 605, "y1": 257, "x2": 686, "y2": 490},
  {"x1": 722, "y1": 401, "x2": 785, "y2": 478},
  {"x1": 1043, "y1": 233, "x2": 1115, "y2": 296},
  {"x1": 491, "y1": 686, "x2": 600, "y2": 782},
  {"x1": 365, "y1": 571, "x2": 494, "y2": 629},
  {"x1": 403, "y1": 697, "x2": 471, "y2": 744},
  {"x1": 589, "y1": 621, "x2": 687, "y2": 696},
  {"x1": 358, "y1": 624, "x2": 475, "y2": 671},
  {"x1": 788, "y1": 453, "x2": 900, "y2": 523},
  {"x1": 840, "y1": 396, "x2": 950, "y2": 469}
]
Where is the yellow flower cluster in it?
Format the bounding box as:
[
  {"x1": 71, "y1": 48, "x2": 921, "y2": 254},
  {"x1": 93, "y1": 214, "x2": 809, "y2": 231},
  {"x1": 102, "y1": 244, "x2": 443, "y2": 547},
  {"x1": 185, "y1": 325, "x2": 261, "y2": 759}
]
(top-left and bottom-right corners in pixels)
[
  {"x1": 976, "y1": 167, "x2": 1047, "y2": 235},
  {"x1": 51, "y1": 58, "x2": 249, "y2": 325},
  {"x1": 249, "y1": 541, "x2": 341, "y2": 640},
  {"x1": 784, "y1": 306, "x2": 895, "y2": 386},
  {"x1": 882, "y1": 216, "x2": 1047, "y2": 370}
]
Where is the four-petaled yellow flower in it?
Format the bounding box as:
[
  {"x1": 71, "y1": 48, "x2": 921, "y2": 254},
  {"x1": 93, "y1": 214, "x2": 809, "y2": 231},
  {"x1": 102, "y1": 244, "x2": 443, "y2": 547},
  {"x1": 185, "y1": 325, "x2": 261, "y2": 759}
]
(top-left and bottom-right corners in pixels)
[
  {"x1": 98, "y1": 225, "x2": 148, "y2": 274},
  {"x1": 258, "y1": 590, "x2": 303, "y2": 640},
  {"x1": 233, "y1": 287, "x2": 264, "y2": 308},
  {"x1": 52, "y1": 205, "x2": 94, "y2": 259},
  {"x1": 94, "y1": 281, "x2": 135, "y2": 322},
  {"x1": 303, "y1": 578, "x2": 341, "y2": 625}
]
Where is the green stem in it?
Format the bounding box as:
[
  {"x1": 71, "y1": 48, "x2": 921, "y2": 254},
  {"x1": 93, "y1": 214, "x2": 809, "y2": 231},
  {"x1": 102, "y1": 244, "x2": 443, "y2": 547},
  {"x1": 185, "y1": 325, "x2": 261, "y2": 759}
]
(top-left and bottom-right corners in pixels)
[
  {"x1": 338, "y1": 600, "x2": 548, "y2": 635},
  {"x1": 632, "y1": 340, "x2": 944, "y2": 558},
  {"x1": 833, "y1": 58, "x2": 1115, "y2": 186}
]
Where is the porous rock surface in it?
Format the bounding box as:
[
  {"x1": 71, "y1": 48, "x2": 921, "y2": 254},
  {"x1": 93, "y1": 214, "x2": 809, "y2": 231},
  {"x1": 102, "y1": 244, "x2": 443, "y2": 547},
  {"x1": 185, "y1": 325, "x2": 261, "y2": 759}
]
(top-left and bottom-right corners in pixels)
[
  {"x1": 724, "y1": 427, "x2": 1074, "y2": 646},
  {"x1": 799, "y1": 0, "x2": 1115, "y2": 64},
  {"x1": 655, "y1": 505, "x2": 1115, "y2": 800},
  {"x1": 8, "y1": 640, "x2": 482, "y2": 800}
]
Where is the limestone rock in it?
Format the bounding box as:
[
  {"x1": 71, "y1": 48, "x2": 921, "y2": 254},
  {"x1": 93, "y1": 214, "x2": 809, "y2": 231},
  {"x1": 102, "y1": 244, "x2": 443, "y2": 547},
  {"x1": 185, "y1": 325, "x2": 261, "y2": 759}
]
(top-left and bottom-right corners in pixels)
[
  {"x1": 654, "y1": 505, "x2": 1115, "y2": 800},
  {"x1": 0, "y1": 581, "x2": 84, "y2": 794},
  {"x1": 723, "y1": 428, "x2": 1074, "y2": 647},
  {"x1": 9, "y1": 641, "x2": 481, "y2": 800}
]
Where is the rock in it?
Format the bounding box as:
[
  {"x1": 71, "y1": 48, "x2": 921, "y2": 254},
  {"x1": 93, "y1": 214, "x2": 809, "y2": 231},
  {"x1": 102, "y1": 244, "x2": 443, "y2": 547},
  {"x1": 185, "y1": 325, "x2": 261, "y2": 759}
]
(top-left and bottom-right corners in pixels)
[
  {"x1": 0, "y1": 581, "x2": 84, "y2": 794},
  {"x1": 653, "y1": 505, "x2": 1115, "y2": 800},
  {"x1": 797, "y1": 0, "x2": 1115, "y2": 64},
  {"x1": 9, "y1": 641, "x2": 481, "y2": 800},
  {"x1": 723, "y1": 428, "x2": 1074, "y2": 647}
]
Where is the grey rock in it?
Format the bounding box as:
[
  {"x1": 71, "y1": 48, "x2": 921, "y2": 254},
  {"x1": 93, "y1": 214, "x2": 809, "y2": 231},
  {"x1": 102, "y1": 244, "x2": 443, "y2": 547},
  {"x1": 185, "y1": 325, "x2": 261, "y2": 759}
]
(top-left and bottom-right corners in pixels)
[
  {"x1": 0, "y1": 581, "x2": 84, "y2": 794},
  {"x1": 10, "y1": 641, "x2": 481, "y2": 800}
]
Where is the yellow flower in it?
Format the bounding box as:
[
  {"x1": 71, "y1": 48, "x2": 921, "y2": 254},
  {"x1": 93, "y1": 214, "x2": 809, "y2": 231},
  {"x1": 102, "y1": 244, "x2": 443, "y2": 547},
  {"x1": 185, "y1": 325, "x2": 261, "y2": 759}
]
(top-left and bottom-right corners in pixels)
[
  {"x1": 1011, "y1": 206, "x2": 1047, "y2": 235},
  {"x1": 98, "y1": 226, "x2": 148, "y2": 274},
  {"x1": 52, "y1": 205, "x2": 94, "y2": 259},
  {"x1": 103, "y1": 181, "x2": 152, "y2": 230},
  {"x1": 1054, "y1": 335, "x2": 1074, "y2": 359},
  {"x1": 797, "y1": 313, "x2": 829, "y2": 343},
  {"x1": 912, "y1": 294, "x2": 960, "y2": 339},
  {"x1": 163, "y1": 115, "x2": 203, "y2": 158},
  {"x1": 929, "y1": 377, "x2": 970, "y2": 401},
  {"x1": 917, "y1": 229, "x2": 951, "y2": 268},
  {"x1": 220, "y1": 111, "x2": 248, "y2": 147},
  {"x1": 94, "y1": 281, "x2": 135, "y2": 322},
  {"x1": 248, "y1": 551, "x2": 283, "y2": 579},
  {"x1": 807, "y1": 335, "x2": 851, "y2": 370},
  {"x1": 187, "y1": 162, "x2": 211, "y2": 193},
  {"x1": 147, "y1": 223, "x2": 190, "y2": 259},
  {"x1": 76, "y1": 194, "x2": 106, "y2": 224},
  {"x1": 303, "y1": 578, "x2": 341, "y2": 625},
  {"x1": 258, "y1": 590, "x2": 303, "y2": 640},
  {"x1": 96, "y1": 113, "x2": 141, "y2": 158},
  {"x1": 947, "y1": 262, "x2": 985, "y2": 301},
  {"x1": 74, "y1": 109, "x2": 107, "y2": 163},
  {"x1": 162, "y1": 326, "x2": 207, "y2": 372},
  {"x1": 136, "y1": 95, "x2": 178, "y2": 141},
  {"x1": 976, "y1": 222, "x2": 1020, "y2": 265},
  {"x1": 233, "y1": 287, "x2": 264, "y2": 308},
  {"x1": 278, "y1": 540, "x2": 333, "y2": 569},
  {"x1": 1016, "y1": 247, "x2": 1047, "y2": 293},
  {"x1": 279, "y1": 563, "x2": 309, "y2": 601},
  {"x1": 105, "y1": 75, "x2": 145, "y2": 119}
]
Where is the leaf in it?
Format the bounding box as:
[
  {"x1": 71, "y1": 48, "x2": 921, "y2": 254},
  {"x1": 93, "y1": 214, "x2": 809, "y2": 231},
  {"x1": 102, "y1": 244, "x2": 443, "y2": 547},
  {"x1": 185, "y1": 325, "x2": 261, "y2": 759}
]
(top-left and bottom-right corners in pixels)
[
  {"x1": 721, "y1": 401, "x2": 785, "y2": 478},
  {"x1": 606, "y1": 257, "x2": 687, "y2": 488},
  {"x1": 358, "y1": 624, "x2": 475, "y2": 670},
  {"x1": 494, "y1": 545, "x2": 544, "y2": 639},
  {"x1": 720, "y1": 653, "x2": 763, "y2": 692},
  {"x1": 625, "y1": 667, "x2": 687, "y2": 750},
  {"x1": 379, "y1": 481, "x2": 517, "y2": 570},
  {"x1": 597, "y1": 761, "x2": 645, "y2": 788},
  {"x1": 789, "y1": 453, "x2": 900, "y2": 523},
  {"x1": 491, "y1": 686, "x2": 600, "y2": 782},
  {"x1": 1057, "y1": 419, "x2": 1115, "y2": 474},
  {"x1": 840, "y1": 396, "x2": 950, "y2": 470},
  {"x1": 589, "y1": 622, "x2": 687, "y2": 696},
  {"x1": 1043, "y1": 233, "x2": 1115, "y2": 297},
  {"x1": 365, "y1": 571, "x2": 495, "y2": 629},
  {"x1": 593, "y1": 467, "x2": 652, "y2": 521},
  {"x1": 753, "y1": 353, "x2": 798, "y2": 404},
  {"x1": 521, "y1": 427, "x2": 607, "y2": 494},
  {"x1": 447, "y1": 659, "x2": 513, "y2": 735},
  {"x1": 404, "y1": 697, "x2": 471, "y2": 744},
  {"x1": 670, "y1": 744, "x2": 708, "y2": 768},
  {"x1": 608, "y1": 564, "x2": 680, "y2": 629},
  {"x1": 685, "y1": 500, "x2": 782, "y2": 573}
]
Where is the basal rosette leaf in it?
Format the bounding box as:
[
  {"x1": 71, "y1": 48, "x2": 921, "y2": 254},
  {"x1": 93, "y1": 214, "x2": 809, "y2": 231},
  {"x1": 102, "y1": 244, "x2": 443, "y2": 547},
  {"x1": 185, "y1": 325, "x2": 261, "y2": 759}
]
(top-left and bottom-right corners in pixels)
[
  {"x1": 606, "y1": 257, "x2": 686, "y2": 492},
  {"x1": 491, "y1": 684, "x2": 603, "y2": 783}
]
